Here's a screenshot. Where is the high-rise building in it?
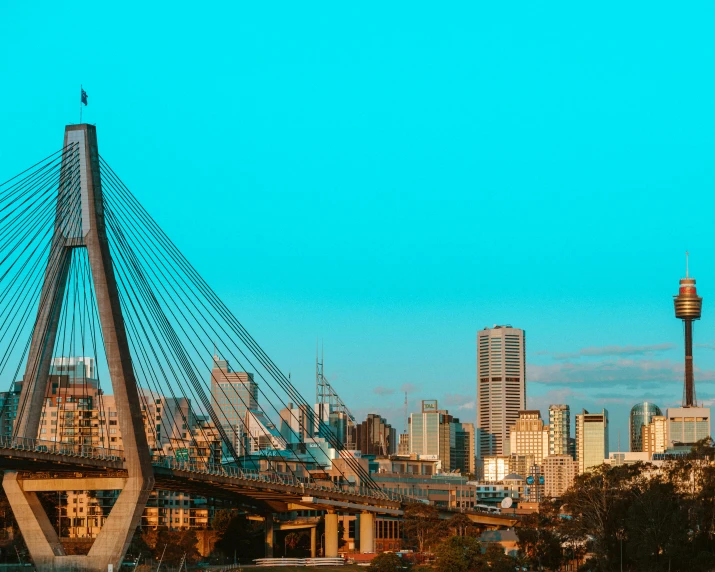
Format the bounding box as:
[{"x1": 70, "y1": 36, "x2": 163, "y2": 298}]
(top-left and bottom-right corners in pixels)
[
  {"x1": 629, "y1": 402, "x2": 662, "y2": 452},
  {"x1": 209, "y1": 354, "x2": 258, "y2": 456},
  {"x1": 643, "y1": 415, "x2": 667, "y2": 455},
  {"x1": 352, "y1": 413, "x2": 397, "y2": 456},
  {"x1": 666, "y1": 407, "x2": 711, "y2": 447},
  {"x1": 548, "y1": 404, "x2": 571, "y2": 457},
  {"x1": 397, "y1": 433, "x2": 410, "y2": 455},
  {"x1": 482, "y1": 455, "x2": 511, "y2": 482},
  {"x1": 409, "y1": 400, "x2": 455, "y2": 471},
  {"x1": 509, "y1": 410, "x2": 549, "y2": 465},
  {"x1": 575, "y1": 409, "x2": 608, "y2": 474},
  {"x1": 454, "y1": 422, "x2": 476, "y2": 475},
  {"x1": 477, "y1": 325, "x2": 526, "y2": 457},
  {"x1": 543, "y1": 455, "x2": 578, "y2": 498}
]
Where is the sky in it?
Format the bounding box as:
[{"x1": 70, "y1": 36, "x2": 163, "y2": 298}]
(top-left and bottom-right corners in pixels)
[{"x1": 2, "y1": 2, "x2": 715, "y2": 452}]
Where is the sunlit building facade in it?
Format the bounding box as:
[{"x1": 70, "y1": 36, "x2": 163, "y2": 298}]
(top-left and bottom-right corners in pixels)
[{"x1": 575, "y1": 409, "x2": 608, "y2": 474}]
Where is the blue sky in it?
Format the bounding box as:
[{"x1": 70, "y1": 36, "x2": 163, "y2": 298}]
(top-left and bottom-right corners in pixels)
[{"x1": 2, "y1": 2, "x2": 715, "y2": 451}]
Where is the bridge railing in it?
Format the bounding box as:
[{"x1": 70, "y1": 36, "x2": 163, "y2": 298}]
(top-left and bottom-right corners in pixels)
[
  {"x1": 0, "y1": 435, "x2": 125, "y2": 462},
  {"x1": 152, "y1": 456, "x2": 416, "y2": 504},
  {"x1": 0, "y1": 437, "x2": 417, "y2": 504}
]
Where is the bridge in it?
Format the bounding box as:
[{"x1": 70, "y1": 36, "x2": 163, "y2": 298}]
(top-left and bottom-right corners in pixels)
[{"x1": 0, "y1": 124, "x2": 516, "y2": 571}]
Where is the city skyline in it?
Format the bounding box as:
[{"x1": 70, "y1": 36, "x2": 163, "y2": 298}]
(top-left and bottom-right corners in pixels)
[{"x1": 3, "y1": 3, "x2": 715, "y2": 454}]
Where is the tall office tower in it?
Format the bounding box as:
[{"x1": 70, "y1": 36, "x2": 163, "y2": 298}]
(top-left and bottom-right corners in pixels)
[
  {"x1": 409, "y1": 400, "x2": 455, "y2": 471},
  {"x1": 674, "y1": 254, "x2": 702, "y2": 407},
  {"x1": 509, "y1": 410, "x2": 550, "y2": 465},
  {"x1": 352, "y1": 413, "x2": 397, "y2": 456},
  {"x1": 575, "y1": 409, "x2": 609, "y2": 474},
  {"x1": 454, "y1": 422, "x2": 476, "y2": 475},
  {"x1": 209, "y1": 354, "x2": 258, "y2": 455},
  {"x1": 643, "y1": 415, "x2": 667, "y2": 455},
  {"x1": 629, "y1": 402, "x2": 662, "y2": 452},
  {"x1": 477, "y1": 325, "x2": 526, "y2": 457},
  {"x1": 549, "y1": 404, "x2": 571, "y2": 457}
]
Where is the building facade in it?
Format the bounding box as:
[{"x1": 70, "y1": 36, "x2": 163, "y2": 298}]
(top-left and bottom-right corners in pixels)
[
  {"x1": 666, "y1": 407, "x2": 711, "y2": 447},
  {"x1": 477, "y1": 326, "x2": 525, "y2": 457},
  {"x1": 352, "y1": 413, "x2": 397, "y2": 456},
  {"x1": 643, "y1": 415, "x2": 667, "y2": 454},
  {"x1": 509, "y1": 410, "x2": 549, "y2": 465},
  {"x1": 409, "y1": 400, "x2": 455, "y2": 471},
  {"x1": 548, "y1": 404, "x2": 571, "y2": 457},
  {"x1": 575, "y1": 409, "x2": 609, "y2": 474},
  {"x1": 629, "y1": 402, "x2": 662, "y2": 452},
  {"x1": 543, "y1": 455, "x2": 578, "y2": 498}
]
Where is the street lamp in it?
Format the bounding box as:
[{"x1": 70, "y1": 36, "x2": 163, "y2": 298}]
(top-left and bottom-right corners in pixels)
[{"x1": 615, "y1": 528, "x2": 626, "y2": 572}]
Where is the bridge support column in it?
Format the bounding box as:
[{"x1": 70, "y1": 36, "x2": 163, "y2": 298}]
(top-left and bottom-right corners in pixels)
[
  {"x1": 264, "y1": 514, "x2": 274, "y2": 558},
  {"x1": 360, "y1": 511, "x2": 375, "y2": 554},
  {"x1": 310, "y1": 526, "x2": 317, "y2": 558},
  {"x1": 324, "y1": 511, "x2": 339, "y2": 558}
]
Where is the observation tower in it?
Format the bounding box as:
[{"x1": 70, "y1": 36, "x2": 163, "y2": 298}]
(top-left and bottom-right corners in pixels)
[{"x1": 674, "y1": 253, "x2": 702, "y2": 407}]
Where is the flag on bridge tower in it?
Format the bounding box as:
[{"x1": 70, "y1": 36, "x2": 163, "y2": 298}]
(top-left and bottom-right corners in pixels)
[{"x1": 81, "y1": 88, "x2": 88, "y2": 105}]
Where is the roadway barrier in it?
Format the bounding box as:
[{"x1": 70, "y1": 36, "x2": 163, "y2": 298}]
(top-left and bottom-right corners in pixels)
[{"x1": 254, "y1": 557, "x2": 345, "y2": 567}]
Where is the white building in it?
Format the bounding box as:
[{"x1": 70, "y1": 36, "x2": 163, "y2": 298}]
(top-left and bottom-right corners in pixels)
[{"x1": 477, "y1": 326, "x2": 525, "y2": 457}]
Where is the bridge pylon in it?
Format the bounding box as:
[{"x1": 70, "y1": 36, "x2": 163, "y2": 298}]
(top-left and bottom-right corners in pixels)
[{"x1": 3, "y1": 124, "x2": 154, "y2": 571}]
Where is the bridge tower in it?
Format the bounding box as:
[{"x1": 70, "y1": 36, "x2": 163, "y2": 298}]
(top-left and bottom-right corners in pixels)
[{"x1": 3, "y1": 124, "x2": 154, "y2": 571}]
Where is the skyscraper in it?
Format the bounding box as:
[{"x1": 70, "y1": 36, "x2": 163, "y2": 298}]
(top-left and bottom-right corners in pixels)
[
  {"x1": 575, "y1": 409, "x2": 608, "y2": 474},
  {"x1": 629, "y1": 402, "x2": 662, "y2": 452},
  {"x1": 477, "y1": 326, "x2": 526, "y2": 457},
  {"x1": 548, "y1": 404, "x2": 571, "y2": 457},
  {"x1": 209, "y1": 354, "x2": 258, "y2": 456},
  {"x1": 409, "y1": 400, "x2": 454, "y2": 471},
  {"x1": 352, "y1": 413, "x2": 397, "y2": 456}
]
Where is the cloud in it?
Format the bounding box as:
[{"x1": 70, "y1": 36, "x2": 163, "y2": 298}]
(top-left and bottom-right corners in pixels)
[
  {"x1": 400, "y1": 383, "x2": 420, "y2": 394},
  {"x1": 529, "y1": 357, "x2": 715, "y2": 387},
  {"x1": 552, "y1": 343, "x2": 675, "y2": 360},
  {"x1": 373, "y1": 386, "x2": 395, "y2": 396},
  {"x1": 696, "y1": 342, "x2": 715, "y2": 350}
]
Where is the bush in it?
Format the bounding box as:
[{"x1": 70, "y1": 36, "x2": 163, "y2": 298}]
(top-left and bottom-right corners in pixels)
[{"x1": 369, "y1": 552, "x2": 412, "y2": 571}]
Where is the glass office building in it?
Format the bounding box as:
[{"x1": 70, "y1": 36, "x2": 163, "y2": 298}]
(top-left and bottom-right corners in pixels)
[
  {"x1": 629, "y1": 402, "x2": 662, "y2": 452},
  {"x1": 575, "y1": 409, "x2": 609, "y2": 474}
]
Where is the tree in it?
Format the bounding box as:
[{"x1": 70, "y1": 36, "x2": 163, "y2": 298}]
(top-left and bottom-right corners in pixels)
[
  {"x1": 402, "y1": 503, "x2": 446, "y2": 553},
  {"x1": 447, "y1": 513, "x2": 477, "y2": 537},
  {"x1": 484, "y1": 543, "x2": 517, "y2": 572},
  {"x1": 369, "y1": 551, "x2": 412, "y2": 571},
  {"x1": 561, "y1": 463, "x2": 643, "y2": 568},
  {"x1": 434, "y1": 535, "x2": 483, "y2": 572},
  {"x1": 626, "y1": 478, "x2": 688, "y2": 571},
  {"x1": 517, "y1": 512, "x2": 563, "y2": 571},
  {"x1": 155, "y1": 529, "x2": 200, "y2": 567}
]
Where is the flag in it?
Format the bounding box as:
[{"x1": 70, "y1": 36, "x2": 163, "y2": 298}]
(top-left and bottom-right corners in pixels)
[{"x1": 81, "y1": 89, "x2": 88, "y2": 106}]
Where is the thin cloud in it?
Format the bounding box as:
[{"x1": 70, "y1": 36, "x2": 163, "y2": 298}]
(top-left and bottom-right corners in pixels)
[
  {"x1": 529, "y1": 357, "x2": 715, "y2": 386},
  {"x1": 552, "y1": 343, "x2": 675, "y2": 360},
  {"x1": 373, "y1": 386, "x2": 396, "y2": 396},
  {"x1": 400, "y1": 382, "x2": 420, "y2": 394}
]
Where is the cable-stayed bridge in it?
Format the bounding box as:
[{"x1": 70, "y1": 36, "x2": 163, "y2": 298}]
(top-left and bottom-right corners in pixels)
[{"x1": 0, "y1": 124, "x2": 515, "y2": 571}]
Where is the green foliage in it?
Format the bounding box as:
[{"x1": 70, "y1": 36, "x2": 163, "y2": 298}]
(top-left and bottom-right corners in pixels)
[
  {"x1": 402, "y1": 503, "x2": 446, "y2": 553},
  {"x1": 369, "y1": 551, "x2": 412, "y2": 571},
  {"x1": 434, "y1": 535, "x2": 482, "y2": 572}
]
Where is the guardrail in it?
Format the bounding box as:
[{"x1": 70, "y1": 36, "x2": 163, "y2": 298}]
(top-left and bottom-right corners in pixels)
[
  {"x1": 0, "y1": 436, "x2": 415, "y2": 505},
  {"x1": 254, "y1": 557, "x2": 345, "y2": 567}
]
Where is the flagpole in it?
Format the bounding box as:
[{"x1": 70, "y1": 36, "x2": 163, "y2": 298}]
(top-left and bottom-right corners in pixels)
[{"x1": 80, "y1": 85, "x2": 83, "y2": 124}]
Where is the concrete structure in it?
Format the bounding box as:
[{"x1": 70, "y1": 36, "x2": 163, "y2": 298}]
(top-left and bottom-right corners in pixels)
[
  {"x1": 543, "y1": 455, "x2": 577, "y2": 498},
  {"x1": 3, "y1": 124, "x2": 154, "y2": 571},
  {"x1": 352, "y1": 413, "x2": 397, "y2": 456},
  {"x1": 509, "y1": 410, "x2": 549, "y2": 465},
  {"x1": 482, "y1": 455, "x2": 511, "y2": 483},
  {"x1": 454, "y1": 421, "x2": 476, "y2": 475},
  {"x1": 673, "y1": 255, "x2": 703, "y2": 407},
  {"x1": 548, "y1": 404, "x2": 571, "y2": 457},
  {"x1": 666, "y1": 406, "x2": 711, "y2": 447},
  {"x1": 477, "y1": 326, "x2": 525, "y2": 457},
  {"x1": 630, "y1": 402, "x2": 662, "y2": 452},
  {"x1": 409, "y1": 400, "x2": 454, "y2": 471},
  {"x1": 397, "y1": 433, "x2": 409, "y2": 455},
  {"x1": 607, "y1": 451, "x2": 651, "y2": 466},
  {"x1": 210, "y1": 355, "x2": 258, "y2": 456},
  {"x1": 643, "y1": 415, "x2": 667, "y2": 454},
  {"x1": 575, "y1": 409, "x2": 608, "y2": 474}
]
